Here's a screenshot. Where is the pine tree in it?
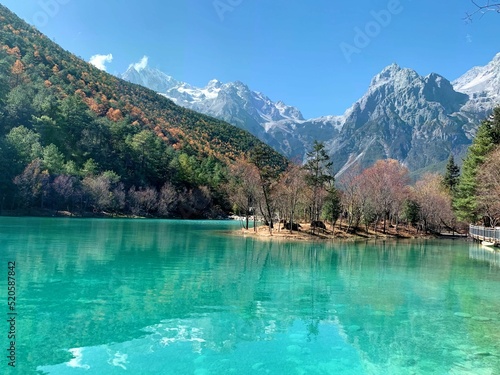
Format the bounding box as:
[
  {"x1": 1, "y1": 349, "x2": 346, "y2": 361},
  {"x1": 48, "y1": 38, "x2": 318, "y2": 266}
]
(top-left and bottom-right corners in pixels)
[
  {"x1": 304, "y1": 141, "x2": 334, "y2": 222},
  {"x1": 454, "y1": 108, "x2": 500, "y2": 222},
  {"x1": 443, "y1": 154, "x2": 460, "y2": 193},
  {"x1": 322, "y1": 187, "x2": 341, "y2": 228}
]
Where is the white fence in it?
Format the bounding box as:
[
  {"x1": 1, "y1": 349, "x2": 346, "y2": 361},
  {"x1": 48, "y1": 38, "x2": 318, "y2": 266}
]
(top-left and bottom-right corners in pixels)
[{"x1": 469, "y1": 225, "x2": 500, "y2": 244}]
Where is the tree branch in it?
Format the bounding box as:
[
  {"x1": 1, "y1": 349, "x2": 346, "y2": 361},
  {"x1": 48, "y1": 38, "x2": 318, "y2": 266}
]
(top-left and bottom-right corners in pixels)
[{"x1": 465, "y1": 1, "x2": 500, "y2": 21}]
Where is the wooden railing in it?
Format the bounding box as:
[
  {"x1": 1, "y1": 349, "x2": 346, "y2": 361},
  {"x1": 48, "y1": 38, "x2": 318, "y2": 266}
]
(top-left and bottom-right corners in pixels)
[{"x1": 469, "y1": 225, "x2": 500, "y2": 245}]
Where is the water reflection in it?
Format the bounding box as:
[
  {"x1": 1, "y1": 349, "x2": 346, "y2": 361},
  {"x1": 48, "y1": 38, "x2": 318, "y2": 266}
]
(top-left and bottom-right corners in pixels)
[
  {"x1": 469, "y1": 242, "x2": 500, "y2": 268},
  {"x1": 1, "y1": 219, "x2": 499, "y2": 374},
  {"x1": 38, "y1": 318, "x2": 364, "y2": 375}
]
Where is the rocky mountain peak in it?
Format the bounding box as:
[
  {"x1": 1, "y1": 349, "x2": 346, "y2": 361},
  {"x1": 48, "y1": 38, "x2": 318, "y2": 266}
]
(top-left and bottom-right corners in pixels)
[
  {"x1": 122, "y1": 64, "x2": 180, "y2": 93},
  {"x1": 121, "y1": 53, "x2": 500, "y2": 175}
]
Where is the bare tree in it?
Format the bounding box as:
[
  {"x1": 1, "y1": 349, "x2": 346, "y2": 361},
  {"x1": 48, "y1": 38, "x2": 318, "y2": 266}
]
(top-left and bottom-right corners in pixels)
[
  {"x1": 178, "y1": 186, "x2": 213, "y2": 219},
  {"x1": 338, "y1": 168, "x2": 365, "y2": 232},
  {"x1": 13, "y1": 159, "x2": 49, "y2": 209},
  {"x1": 359, "y1": 159, "x2": 410, "y2": 233},
  {"x1": 52, "y1": 175, "x2": 79, "y2": 212},
  {"x1": 250, "y1": 146, "x2": 280, "y2": 235},
  {"x1": 82, "y1": 171, "x2": 122, "y2": 213},
  {"x1": 275, "y1": 164, "x2": 308, "y2": 233},
  {"x1": 158, "y1": 182, "x2": 178, "y2": 217},
  {"x1": 226, "y1": 159, "x2": 260, "y2": 229},
  {"x1": 413, "y1": 174, "x2": 456, "y2": 233},
  {"x1": 128, "y1": 186, "x2": 158, "y2": 216}
]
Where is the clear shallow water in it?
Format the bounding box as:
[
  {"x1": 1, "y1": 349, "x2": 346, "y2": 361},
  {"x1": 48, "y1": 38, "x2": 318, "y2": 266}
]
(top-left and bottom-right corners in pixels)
[{"x1": 0, "y1": 218, "x2": 499, "y2": 375}]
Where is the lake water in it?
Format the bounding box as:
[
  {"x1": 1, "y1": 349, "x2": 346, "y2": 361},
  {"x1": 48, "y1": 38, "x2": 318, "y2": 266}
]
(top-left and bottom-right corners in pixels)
[{"x1": 0, "y1": 217, "x2": 499, "y2": 375}]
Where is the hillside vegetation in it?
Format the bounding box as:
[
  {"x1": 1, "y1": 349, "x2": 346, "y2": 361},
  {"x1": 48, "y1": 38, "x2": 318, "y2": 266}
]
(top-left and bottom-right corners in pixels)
[{"x1": 0, "y1": 5, "x2": 287, "y2": 218}]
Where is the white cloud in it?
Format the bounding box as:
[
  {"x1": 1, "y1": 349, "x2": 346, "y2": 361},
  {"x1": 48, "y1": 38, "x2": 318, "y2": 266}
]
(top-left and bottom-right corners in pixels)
[
  {"x1": 129, "y1": 56, "x2": 149, "y2": 71},
  {"x1": 89, "y1": 54, "x2": 113, "y2": 71}
]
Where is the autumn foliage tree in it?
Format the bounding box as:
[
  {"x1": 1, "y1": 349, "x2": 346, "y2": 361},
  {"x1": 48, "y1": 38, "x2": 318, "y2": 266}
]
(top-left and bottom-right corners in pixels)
[
  {"x1": 358, "y1": 159, "x2": 410, "y2": 233},
  {"x1": 10, "y1": 59, "x2": 23, "y2": 86}
]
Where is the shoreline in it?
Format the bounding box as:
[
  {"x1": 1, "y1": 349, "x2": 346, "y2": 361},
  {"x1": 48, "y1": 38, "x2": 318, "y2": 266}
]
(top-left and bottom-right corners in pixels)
[
  {"x1": 0, "y1": 212, "x2": 469, "y2": 243},
  {"x1": 0, "y1": 209, "x2": 226, "y2": 220},
  {"x1": 231, "y1": 222, "x2": 467, "y2": 243}
]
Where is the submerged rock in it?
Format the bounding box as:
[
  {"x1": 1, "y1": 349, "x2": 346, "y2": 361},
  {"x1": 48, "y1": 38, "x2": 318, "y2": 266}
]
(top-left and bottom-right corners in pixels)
[
  {"x1": 454, "y1": 312, "x2": 472, "y2": 318},
  {"x1": 347, "y1": 325, "x2": 362, "y2": 332},
  {"x1": 403, "y1": 358, "x2": 417, "y2": 367},
  {"x1": 475, "y1": 352, "x2": 492, "y2": 357},
  {"x1": 472, "y1": 316, "x2": 492, "y2": 321}
]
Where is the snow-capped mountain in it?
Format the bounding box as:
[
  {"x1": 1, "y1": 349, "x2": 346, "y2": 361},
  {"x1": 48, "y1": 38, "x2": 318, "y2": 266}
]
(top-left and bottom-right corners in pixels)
[
  {"x1": 121, "y1": 59, "x2": 343, "y2": 161},
  {"x1": 122, "y1": 57, "x2": 180, "y2": 93},
  {"x1": 453, "y1": 52, "x2": 500, "y2": 116},
  {"x1": 328, "y1": 64, "x2": 472, "y2": 174},
  {"x1": 164, "y1": 79, "x2": 305, "y2": 124},
  {"x1": 122, "y1": 53, "x2": 500, "y2": 174}
]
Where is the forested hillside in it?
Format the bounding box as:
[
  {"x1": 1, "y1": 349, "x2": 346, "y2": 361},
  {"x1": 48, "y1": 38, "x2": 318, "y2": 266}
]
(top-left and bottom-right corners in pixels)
[{"x1": 0, "y1": 5, "x2": 287, "y2": 217}]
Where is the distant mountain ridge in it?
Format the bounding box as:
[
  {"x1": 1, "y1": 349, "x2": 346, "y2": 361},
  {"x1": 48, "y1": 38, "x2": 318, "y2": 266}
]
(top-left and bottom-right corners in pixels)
[
  {"x1": 121, "y1": 54, "x2": 500, "y2": 174},
  {"x1": 121, "y1": 61, "x2": 343, "y2": 162}
]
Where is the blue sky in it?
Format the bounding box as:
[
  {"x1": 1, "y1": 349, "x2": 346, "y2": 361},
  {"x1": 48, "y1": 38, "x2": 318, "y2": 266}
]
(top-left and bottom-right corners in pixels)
[{"x1": 1, "y1": 0, "x2": 499, "y2": 118}]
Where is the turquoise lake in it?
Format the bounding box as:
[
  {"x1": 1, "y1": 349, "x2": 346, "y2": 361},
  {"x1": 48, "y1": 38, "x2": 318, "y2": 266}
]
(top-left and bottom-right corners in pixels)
[{"x1": 0, "y1": 217, "x2": 499, "y2": 374}]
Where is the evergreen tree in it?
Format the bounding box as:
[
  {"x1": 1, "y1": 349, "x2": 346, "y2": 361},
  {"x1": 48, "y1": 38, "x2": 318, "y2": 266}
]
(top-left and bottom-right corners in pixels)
[
  {"x1": 454, "y1": 108, "x2": 500, "y2": 222},
  {"x1": 0, "y1": 138, "x2": 17, "y2": 208},
  {"x1": 442, "y1": 154, "x2": 460, "y2": 193},
  {"x1": 5, "y1": 125, "x2": 43, "y2": 167},
  {"x1": 322, "y1": 187, "x2": 341, "y2": 228},
  {"x1": 403, "y1": 199, "x2": 420, "y2": 227},
  {"x1": 304, "y1": 141, "x2": 334, "y2": 222},
  {"x1": 42, "y1": 144, "x2": 65, "y2": 174}
]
